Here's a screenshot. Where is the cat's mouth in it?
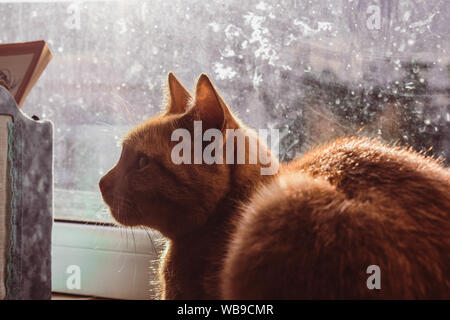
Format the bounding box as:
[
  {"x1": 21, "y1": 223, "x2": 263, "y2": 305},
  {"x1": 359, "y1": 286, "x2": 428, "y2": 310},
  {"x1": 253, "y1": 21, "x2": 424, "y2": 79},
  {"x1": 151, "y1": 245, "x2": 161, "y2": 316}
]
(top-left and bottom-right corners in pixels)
[{"x1": 108, "y1": 195, "x2": 140, "y2": 226}]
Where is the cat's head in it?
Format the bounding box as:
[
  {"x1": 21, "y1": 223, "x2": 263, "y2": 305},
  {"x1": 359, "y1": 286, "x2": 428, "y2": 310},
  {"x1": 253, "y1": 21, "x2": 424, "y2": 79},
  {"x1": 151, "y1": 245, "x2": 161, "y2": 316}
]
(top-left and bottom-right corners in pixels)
[{"x1": 99, "y1": 73, "x2": 277, "y2": 238}]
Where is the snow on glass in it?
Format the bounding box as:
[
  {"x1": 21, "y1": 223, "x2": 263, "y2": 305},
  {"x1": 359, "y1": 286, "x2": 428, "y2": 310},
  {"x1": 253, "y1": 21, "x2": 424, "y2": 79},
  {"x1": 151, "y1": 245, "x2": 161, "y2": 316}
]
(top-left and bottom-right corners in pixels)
[{"x1": 0, "y1": 0, "x2": 448, "y2": 222}]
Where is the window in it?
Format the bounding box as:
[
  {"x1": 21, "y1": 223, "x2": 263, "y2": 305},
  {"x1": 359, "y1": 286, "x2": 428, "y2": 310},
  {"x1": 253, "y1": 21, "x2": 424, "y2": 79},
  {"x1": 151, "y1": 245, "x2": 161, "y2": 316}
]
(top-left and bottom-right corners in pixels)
[{"x1": 1, "y1": 0, "x2": 448, "y2": 299}]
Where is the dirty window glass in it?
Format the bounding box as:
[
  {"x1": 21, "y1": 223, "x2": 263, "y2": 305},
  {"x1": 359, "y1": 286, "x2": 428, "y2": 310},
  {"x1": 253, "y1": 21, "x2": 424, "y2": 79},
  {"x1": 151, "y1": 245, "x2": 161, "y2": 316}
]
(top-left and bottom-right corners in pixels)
[{"x1": 0, "y1": 0, "x2": 448, "y2": 222}]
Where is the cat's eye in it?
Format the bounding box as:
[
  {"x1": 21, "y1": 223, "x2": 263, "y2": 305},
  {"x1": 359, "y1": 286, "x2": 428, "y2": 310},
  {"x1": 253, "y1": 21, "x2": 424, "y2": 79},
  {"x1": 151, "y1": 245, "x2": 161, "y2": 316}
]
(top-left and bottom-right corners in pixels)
[{"x1": 138, "y1": 155, "x2": 150, "y2": 169}]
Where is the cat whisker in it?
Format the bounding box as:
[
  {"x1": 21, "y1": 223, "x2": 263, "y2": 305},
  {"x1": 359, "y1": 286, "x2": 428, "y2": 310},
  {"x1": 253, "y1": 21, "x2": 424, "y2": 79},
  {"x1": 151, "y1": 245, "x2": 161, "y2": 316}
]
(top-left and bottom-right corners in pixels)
[
  {"x1": 111, "y1": 92, "x2": 140, "y2": 127},
  {"x1": 129, "y1": 226, "x2": 138, "y2": 287}
]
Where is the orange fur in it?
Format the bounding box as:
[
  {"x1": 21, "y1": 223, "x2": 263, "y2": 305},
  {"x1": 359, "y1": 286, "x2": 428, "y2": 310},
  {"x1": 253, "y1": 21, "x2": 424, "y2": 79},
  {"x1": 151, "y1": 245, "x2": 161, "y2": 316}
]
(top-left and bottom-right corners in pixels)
[{"x1": 100, "y1": 73, "x2": 450, "y2": 299}]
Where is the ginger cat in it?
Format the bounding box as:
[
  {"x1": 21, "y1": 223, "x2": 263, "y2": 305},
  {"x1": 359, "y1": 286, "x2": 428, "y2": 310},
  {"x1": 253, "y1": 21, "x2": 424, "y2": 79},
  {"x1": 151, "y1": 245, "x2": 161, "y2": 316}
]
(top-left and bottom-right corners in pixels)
[{"x1": 99, "y1": 73, "x2": 450, "y2": 299}]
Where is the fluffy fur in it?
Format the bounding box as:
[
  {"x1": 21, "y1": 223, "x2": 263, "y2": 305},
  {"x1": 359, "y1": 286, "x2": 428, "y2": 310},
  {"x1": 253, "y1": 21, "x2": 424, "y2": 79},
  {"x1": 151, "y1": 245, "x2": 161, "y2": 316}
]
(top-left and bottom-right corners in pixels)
[{"x1": 99, "y1": 73, "x2": 450, "y2": 299}]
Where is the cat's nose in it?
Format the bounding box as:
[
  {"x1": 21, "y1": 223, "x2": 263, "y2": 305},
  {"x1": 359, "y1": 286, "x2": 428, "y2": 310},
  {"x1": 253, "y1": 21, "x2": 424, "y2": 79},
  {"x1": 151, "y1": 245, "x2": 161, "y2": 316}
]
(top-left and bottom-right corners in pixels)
[
  {"x1": 99, "y1": 169, "x2": 117, "y2": 194},
  {"x1": 99, "y1": 176, "x2": 107, "y2": 193}
]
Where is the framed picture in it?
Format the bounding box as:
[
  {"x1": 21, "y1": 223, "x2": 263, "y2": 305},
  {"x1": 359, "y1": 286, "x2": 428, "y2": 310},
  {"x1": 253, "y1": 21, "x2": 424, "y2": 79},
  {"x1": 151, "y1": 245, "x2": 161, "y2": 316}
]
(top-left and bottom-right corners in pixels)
[{"x1": 0, "y1": 41, "x2": 51, "y2": 107}]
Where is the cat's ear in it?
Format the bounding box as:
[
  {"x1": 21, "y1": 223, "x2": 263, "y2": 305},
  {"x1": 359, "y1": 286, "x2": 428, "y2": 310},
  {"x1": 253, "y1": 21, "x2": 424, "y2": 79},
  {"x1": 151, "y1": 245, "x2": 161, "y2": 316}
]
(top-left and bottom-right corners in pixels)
[
  {"x1": 193, "y1": 74, "x2": 238, "y2": 130},
  {"x1": 166, "y1": 72, "x2": 192, "y2": 114}
]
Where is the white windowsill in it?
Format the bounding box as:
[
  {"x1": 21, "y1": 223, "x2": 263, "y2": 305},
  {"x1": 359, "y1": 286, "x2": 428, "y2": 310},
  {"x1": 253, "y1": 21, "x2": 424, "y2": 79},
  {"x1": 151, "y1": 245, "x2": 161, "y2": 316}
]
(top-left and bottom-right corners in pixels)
[{"x1": 51, "y1": 221, "x2": 164, "y2": 300}]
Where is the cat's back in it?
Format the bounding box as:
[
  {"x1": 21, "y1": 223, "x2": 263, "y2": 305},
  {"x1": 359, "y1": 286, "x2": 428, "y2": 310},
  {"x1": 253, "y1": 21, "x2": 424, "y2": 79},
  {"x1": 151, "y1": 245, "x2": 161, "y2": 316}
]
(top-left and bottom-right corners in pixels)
[
  {"x1": 290, "y1": 137, "x2": 450, "y2": 206},
  {"x1": 221, "y1": 137, "x2": 450, "y2": 299}
]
